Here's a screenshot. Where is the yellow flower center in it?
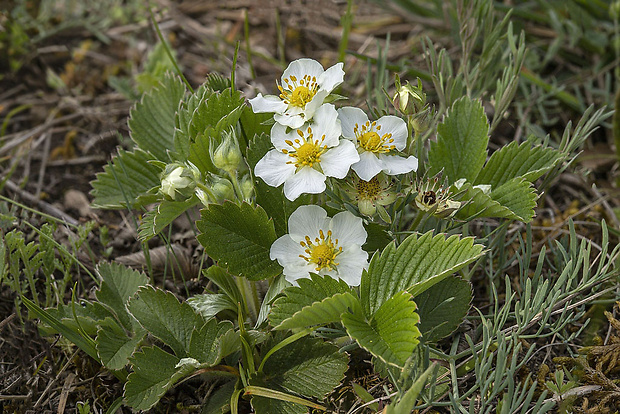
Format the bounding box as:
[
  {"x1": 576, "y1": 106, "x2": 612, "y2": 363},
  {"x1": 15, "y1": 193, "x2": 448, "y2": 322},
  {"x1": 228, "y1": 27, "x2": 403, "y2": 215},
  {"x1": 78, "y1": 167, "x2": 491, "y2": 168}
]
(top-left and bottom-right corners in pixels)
[
  {"x1": 299, "y1": 229, "x2": 342, "y2": 272},
  {"x1": 282, "y1": 127, "x2": 328, "y2": 169},
  {"x1": 356, "y1": 177, "x2": 382, "y2": 200},
  {"x1": 278, "y1": 74, "x2": 318, "y2": 108},
  {"x1": 354, "y1": 121, "x2": 396, "y2": 153}
]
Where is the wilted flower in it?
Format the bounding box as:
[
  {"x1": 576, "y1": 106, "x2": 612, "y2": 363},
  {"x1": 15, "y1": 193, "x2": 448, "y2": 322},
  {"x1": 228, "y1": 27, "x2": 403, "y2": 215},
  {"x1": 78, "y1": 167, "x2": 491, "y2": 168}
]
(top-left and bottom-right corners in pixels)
[
  {"x1": 338, "y1": 107, "x2": 418, "y2": 181},
  {"x1": 345, "y1": 173, "x2": 397, "y2": 218},
  {"x1": 249, "y1": 58, "x2": 345, "y2": 129},
  {"x1": 414, "y1": 177, "x2": 461, "y2": 218},
  {"x1": 254, "y1": 104, "x2": 359, "y2": 201},
  {"x1": 270, "y1": 205, "x2": 368, "y2": 286},
  {"x1": 160, "y1": 162, "x2": 201, "y2": 201}
]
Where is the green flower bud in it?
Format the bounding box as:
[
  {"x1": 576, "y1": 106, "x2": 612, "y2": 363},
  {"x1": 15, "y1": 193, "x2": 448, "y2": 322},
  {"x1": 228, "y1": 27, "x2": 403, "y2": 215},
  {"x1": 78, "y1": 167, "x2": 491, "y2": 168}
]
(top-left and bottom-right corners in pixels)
[
  {"x1": 160, "y1": 163, "x2": 199, "y2": 201},
  {"x1": 210, "y1": 176, "x2": 235, "y2": 202},
  {"x1": 212, "y1": 129, "x2": 243, "y2": 173},
  {"x1": 240, "y1": 174, "x2": 254, "y2": 201}
]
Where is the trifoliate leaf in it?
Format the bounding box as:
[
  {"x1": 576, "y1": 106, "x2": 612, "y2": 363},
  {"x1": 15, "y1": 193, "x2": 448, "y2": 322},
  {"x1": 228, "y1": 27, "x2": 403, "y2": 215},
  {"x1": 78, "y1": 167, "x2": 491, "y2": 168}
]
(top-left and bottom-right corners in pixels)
[
  {"x1": 96, "y1": 317, "x2": 144, "y2": 370},
  {"x1": 173, "y1": 84, "x2": 214, "y2": 160},
  {"x1": 127, "y1": 286, "x2": 205, "y2": 358},
  {"x1": 474, "y1": 141, "x2": 563, "y2": 187},
  {"x1": 342, "y1": 291, "x2": 421, "y2": 368},
  {"x1": 360, "y1": 231, "x2": 484, "y2": 316},
  {"x1": 137, "y1": 197, "x2": 200, "y2": 241},
  {"x1": 91, "y1": 148, "x2": 161, "y2": 209},
  {"x1": 196, "y1": 201, "x2": 280, "y2": 280},
  {"x1": 414, "y1": 276, "x2": 472, "y2": 342},
  {"x1": 128, "y1": 73, "x2": 186, "y2": 161},
  {"x1": 269, "y1": 274, "x2": 353, "y2": 327},
  {"x1": 95, "y1": 262, "x2": 148, "y2": 331},
  {"x1": 428, "y1": 96, "x2": 489, "y2": 184}
]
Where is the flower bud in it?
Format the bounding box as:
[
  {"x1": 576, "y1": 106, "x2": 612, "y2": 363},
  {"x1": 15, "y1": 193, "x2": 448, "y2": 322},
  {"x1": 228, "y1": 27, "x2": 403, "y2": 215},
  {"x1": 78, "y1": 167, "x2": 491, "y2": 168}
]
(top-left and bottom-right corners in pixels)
[
  {"x1": 160, "y1": 163, "x2": 198, "y2": 201},
  {"x1": 240, "y1": 174, "x2": 254, "y2": 200},
  {"x1": 210, "y1": 176, "x2": 235, "y2": 202},
  {"x1": 393, "y1": 77, "x2": 426, "y2": 116},
  {"x1": 211, "y1": 129, "x2": 243, "y2": 173}
]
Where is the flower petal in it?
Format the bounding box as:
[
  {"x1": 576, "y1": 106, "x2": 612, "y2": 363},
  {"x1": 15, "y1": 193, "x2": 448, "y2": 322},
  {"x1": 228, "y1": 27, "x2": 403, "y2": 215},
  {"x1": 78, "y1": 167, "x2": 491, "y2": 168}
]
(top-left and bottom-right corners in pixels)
[
  {"x1": 248, "y1": 94, "x2": 287, "y2": 114},
  {"x1": 378, "y1": 154, "x2": 419, "y2": 175},
  {"x1": 330, "y1": 210, "x2": 367, "y2": 246},
  {"x1": 281, "y1": 58, "x2": 324, "y2": 85},
  {"x1": 270, "y1": 123, "x2": 296, "y2": 151},
  {"x1": 283, "y1": 167, "x2": 326, "y2": 201},
  {"x1": 375, "y1": 115, "x2": 408, "y2": 150},
  {"x1": 352, "y1": 151, "x2": 384, "y2": 181},
  {"x1": 318, "y1": 62, "x2": 345, "y2": 92},
  {"x1": 254, "y1": 150, "x2": 295, "y2": 187},
  {"x1": 321, "y1": 140, "x2": 359, "y2": 179},
  {"x1": 287, "y1": 205, "x2": 329, "y2": 242},
  {"x1": 302, "y1": 89, "x2": 329, "y2": 122},
  {"x1": 270, "y1": 235, "x2": 304, "y2": 264},
  {"x1": 274, "y1": 110, "x2": 306, "y2": 129},
  {"x1": 334, "y1": 246, "x2": 368, "y2": 286},
  {"x1": 309, "y1": 103, "x2": 341, "y2": 147},
  {"x1": 337, "y1": 107, "x2": 368, "y2": 140}
]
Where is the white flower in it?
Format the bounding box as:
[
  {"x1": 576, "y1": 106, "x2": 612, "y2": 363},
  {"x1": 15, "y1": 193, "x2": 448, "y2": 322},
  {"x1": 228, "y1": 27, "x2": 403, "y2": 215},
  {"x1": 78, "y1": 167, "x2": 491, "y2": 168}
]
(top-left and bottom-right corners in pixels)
[
  {"x1": 338, "y1": 107, "x2": 418, "y2": 181},
  {"x1": 254, "y1": 104, "x2": 359, "y2": 201},
  {"x1": 249, "y1": 58, "x2": 345, "y2": 129},
  {"x1": 270, "y1": 205, "x2": 368, "y2": 285}
]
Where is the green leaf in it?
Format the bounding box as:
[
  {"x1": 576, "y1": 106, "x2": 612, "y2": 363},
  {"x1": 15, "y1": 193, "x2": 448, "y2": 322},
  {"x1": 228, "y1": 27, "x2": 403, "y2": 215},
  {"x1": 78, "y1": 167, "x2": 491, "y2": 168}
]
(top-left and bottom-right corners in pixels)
[
  {"x1": 186, "y1": 89, "x2": 246, "y2": 176},
  {"x1": 96, "y1": 317, "x2": 144, "y2": 370},
  {"x1": 91, "y1": 148, "x2": 162, "y2": 209},
  {"x1": 384, "y1": 364, "x2": 436, "y2": 414},
  {"x1": 22, "y1": 296, "x2": 99, "y2": 362},
  {"x1": 95, "y1": 262, "x2": 148, "y2": 331},
  {"x1": 128, "y1": 73, "x2": 186, "y2": 161},
  {"x1": 269, "y1": 274, "x2": 352, "y2": 328},
  {"x1": 428, "y1": 97, "x2": 489, "y2": 184},
  {"x1": 456, "y1": 177, "x2": 537, "y2": 222},
  {"x1": 188, "y1": 319, "x2": 235, "y2": 365},
  {"x1": 187, "y1": 293, "x2": 237, "y2": 320},
  {"x1": 474, "y1": 141, "x2": 563, "y2": 187},
  {"x1": 197, "y1": 201, "x2": 281, "y2": 280},
  {"x1": 202, "y1": 380, "x2": 237, "y2": 414},
  {"x1": 125, "y1": 346, "x2": 196, "y2": 411},
  {"x1": 360, "y1": 231, "x2": 484, "y2": 316},
  {"x1": 275, "y1": 292, "x2": 362, "y2": 331},
  {"x1": 127, "y1": 286, "x2": 204, "y2": 357},
  {"x1": 202, "y1": 266, "x2": 245, "y2": 308},
  {"x1": 343, "y1": 291, "x2": 421, "y2": 368},
  {"x1": 137, "y1": 197, "x2": 200, "y2": 241},
  {"x1": 239, "y1": 107, "x2": 273, "y2": 149},
  {"x1": 363, "y1": 222, "x2": 393, "y2": 253},
  {"x1": 251, "y1": 336, "x2": 348, "y2": 400},
  {"x1": 173, "y1": 84, "x2": 214, "y2": 160},
  {"x1": 414, "y1": 276, "x2": 472, "y2": 342}
]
